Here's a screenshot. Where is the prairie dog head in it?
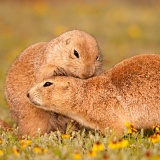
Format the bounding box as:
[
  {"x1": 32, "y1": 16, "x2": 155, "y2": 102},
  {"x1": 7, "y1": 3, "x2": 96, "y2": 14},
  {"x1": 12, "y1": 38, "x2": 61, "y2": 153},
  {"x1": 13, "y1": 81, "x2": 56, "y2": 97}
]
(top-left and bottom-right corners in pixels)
[
  {"x1": 27, "y1": 76, "x2": 81, "y2": 114},
  {"x1": 45, "y1": 30, "x2": 102, "y2": 79}
]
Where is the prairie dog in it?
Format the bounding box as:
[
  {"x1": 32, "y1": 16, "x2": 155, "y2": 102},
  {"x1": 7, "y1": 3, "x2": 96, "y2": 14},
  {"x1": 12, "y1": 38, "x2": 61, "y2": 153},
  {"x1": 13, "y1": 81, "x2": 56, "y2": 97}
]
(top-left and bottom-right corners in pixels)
[
  {"x1": 28, "y1": 54, "x2": 160, "y2": 136},
  {"x1": 5, "y1": 30, "x2": 102, "y2": 137}
]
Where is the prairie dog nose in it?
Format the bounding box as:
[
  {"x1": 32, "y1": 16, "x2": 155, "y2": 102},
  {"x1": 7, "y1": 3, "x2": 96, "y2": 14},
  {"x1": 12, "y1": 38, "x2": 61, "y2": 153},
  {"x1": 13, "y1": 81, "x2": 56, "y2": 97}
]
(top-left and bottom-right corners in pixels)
[
  {"x1": 81, "y1": 73, "x2": 93, "y2": 79},
  {"x1": 81, "y1": 66, "x2": 95, "y2": 78}
]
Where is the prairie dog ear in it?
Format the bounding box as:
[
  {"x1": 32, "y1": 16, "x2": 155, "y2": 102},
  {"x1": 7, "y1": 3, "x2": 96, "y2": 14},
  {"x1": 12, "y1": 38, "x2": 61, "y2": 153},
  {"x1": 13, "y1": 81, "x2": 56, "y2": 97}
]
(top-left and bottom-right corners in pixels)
[{"x1": 63, "y1": 38, "x2": 71, "y2": 45}]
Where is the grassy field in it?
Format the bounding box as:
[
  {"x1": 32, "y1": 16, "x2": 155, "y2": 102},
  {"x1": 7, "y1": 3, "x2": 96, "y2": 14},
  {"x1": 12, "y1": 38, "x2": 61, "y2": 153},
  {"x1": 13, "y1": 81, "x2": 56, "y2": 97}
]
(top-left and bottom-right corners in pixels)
[{"x1": 0, "y1": 0, "x2": 160, "y2": 159}]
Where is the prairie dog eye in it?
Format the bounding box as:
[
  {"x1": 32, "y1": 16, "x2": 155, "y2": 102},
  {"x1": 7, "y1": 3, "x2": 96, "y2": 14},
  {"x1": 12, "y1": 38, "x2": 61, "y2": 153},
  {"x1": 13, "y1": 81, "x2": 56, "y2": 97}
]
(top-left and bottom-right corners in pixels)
[
  {"x1": 74, "y1": 50, "x2": 79, "y2": 58},
  {"x1": 43, "y1": 82, "x2": 53, "y2": 87}
]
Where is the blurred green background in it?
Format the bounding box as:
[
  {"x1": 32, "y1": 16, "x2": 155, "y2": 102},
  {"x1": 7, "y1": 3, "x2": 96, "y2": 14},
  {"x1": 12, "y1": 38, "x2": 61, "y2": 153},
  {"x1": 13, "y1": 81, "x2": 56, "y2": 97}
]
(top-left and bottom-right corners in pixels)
[{"x1": 0, "y1": 0, "x2": 159, "y2": 123}]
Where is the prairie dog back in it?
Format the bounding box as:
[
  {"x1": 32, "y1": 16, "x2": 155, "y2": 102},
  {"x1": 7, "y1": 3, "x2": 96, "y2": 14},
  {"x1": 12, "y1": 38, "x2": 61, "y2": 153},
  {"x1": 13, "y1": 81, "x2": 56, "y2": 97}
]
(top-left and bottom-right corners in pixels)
[{"x1": 110, "y1": 54, "x2": 160, "y2": 128}]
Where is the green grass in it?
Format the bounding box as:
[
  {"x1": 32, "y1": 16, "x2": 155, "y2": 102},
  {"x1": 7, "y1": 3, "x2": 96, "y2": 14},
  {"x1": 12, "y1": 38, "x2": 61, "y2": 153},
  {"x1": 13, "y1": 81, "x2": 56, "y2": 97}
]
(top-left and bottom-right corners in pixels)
[
  {"x1": 0, "y1": 0, "x2": 160, "y2": 159},
  {"x1": 0, "y1": 127, "x2": 160, "y2": 160}
]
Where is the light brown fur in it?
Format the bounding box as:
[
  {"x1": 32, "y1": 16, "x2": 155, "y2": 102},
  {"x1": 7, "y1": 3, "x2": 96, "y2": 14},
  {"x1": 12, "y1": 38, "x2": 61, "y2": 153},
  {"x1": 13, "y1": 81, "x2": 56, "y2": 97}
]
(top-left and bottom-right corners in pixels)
[
  {"x1": 5, "y1": 30, "x2": 102, "y2": 137},
  {"x1": 28, "y1": 54, "x2": 160, "y2": 136}
]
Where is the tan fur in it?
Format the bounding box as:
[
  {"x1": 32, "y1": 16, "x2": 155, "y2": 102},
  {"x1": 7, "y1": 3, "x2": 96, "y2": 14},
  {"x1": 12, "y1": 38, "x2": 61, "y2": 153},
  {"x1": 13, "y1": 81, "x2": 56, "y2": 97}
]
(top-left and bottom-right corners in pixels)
[
  {"x1": 5, "y1": 30, "x2": 102, "y2": 137},
  {"x1": 28, "y1": 54, "x2": 160, "y2": 136}
]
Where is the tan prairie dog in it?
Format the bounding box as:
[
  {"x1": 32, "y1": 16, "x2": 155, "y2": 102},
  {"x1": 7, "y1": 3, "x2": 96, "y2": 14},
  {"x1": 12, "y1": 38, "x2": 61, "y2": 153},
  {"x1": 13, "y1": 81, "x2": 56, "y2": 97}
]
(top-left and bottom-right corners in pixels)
[
  {"x1": 28, "y1": 54, "x2": 160, "y2": 136},
  {"x1": 5, "y1": 30, "x2": 102, "y2": 137}
]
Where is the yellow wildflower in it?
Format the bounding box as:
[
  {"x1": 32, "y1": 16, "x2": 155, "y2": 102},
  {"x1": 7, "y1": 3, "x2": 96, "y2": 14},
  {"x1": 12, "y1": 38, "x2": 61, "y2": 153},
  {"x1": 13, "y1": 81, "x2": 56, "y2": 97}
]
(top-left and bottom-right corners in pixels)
[
  {"x1": 0, "y1": 150, "x2": 4, "y2": 156},
  {"x1": 20, "y1": 139, "x2": 32, "y2": 149},
  {"x1": 88, "y1": 150, "x2": 97, "y2": 157},
  {"x1": 148, "y1": 132, "x2": 160, "y2": 143},
  {"x1": 42, "y1": 149, "x2": 47, "y2": 154},
  {"x1": 108, "y1": 139, "x2": 128, "y2": 149},
  {"x1": 125, "y1": 122, "x2": 138, "y2": 135},
  {"x1": 62, "y1": 134, "x2": 70, "y2": 139},
  {"x1": 153, "y1": 125, "x2": 160, "y2": 133},
  {"x1": 127, "y1": 128, "x2": 132, "y2": 134},
  {"x1": 12, "y1": 147, "x2": 19, "y2": 156},
  {"x1": 26, "y1": 140, "x2": 32, "y2": 145},
  {"x1": 33, "y1": 146, "x2": 42, "y2": 154},
  {"x1": 33, "y1": 145, "x2": 47, "y2": 154},
  {"x1": 73, "y1": 152, "x2": 81, "y2": 160},
  {"x1": 125, "y1": 122, "x2": 132, "y2": 127},
  {"x1": 92, "y1": 141, "x2": 105, "y2": 152}
]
